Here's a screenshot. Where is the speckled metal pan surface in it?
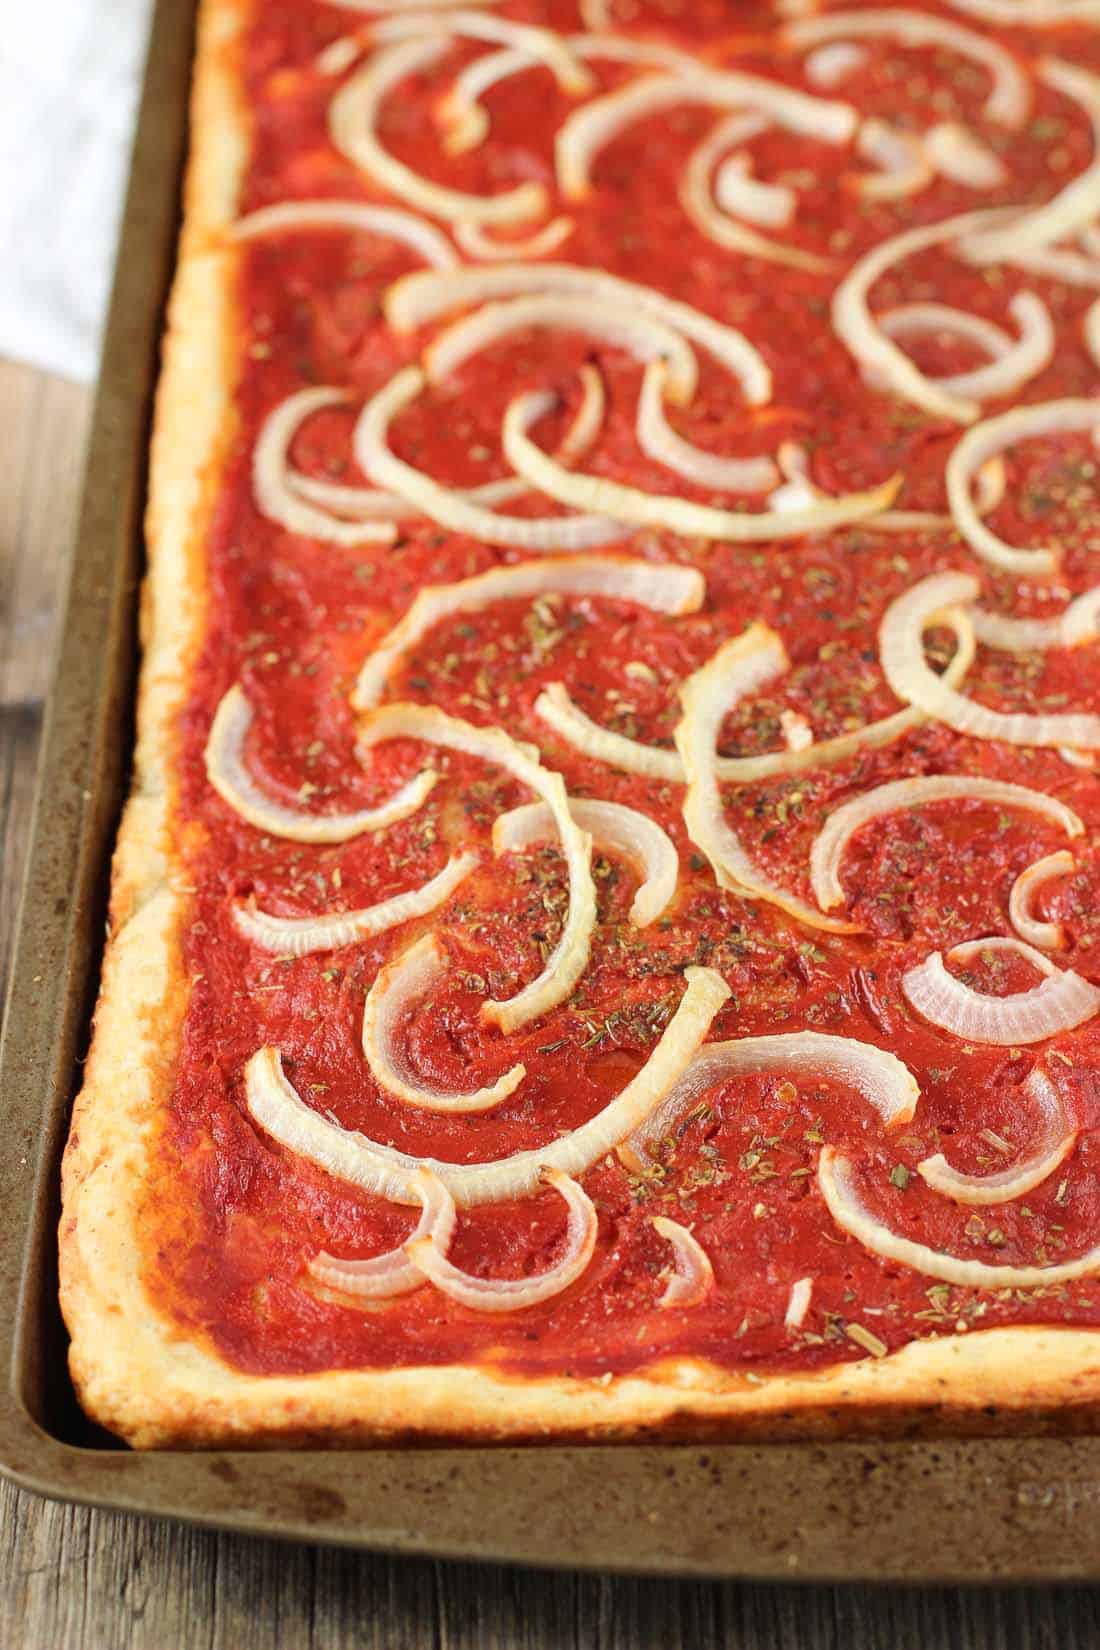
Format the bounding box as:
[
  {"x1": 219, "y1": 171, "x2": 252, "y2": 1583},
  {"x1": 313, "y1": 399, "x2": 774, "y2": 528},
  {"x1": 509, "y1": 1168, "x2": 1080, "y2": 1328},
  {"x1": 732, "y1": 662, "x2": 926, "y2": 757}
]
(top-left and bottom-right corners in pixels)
[{"x1": 3, "y1": 0, "x2": 1100, "y2": 1581}]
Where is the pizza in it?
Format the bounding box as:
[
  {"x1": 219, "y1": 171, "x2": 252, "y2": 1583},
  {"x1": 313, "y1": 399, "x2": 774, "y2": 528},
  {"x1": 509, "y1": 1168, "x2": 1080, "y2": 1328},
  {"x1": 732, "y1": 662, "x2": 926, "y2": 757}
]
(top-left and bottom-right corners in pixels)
[{"x1": 59, "y1": 0, "x2": 1100, "y2": 1451}]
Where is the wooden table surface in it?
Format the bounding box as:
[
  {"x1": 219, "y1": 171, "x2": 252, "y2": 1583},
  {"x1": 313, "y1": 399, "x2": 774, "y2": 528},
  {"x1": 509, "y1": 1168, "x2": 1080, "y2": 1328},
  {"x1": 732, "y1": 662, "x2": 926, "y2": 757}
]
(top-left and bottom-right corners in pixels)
[{"x1": 4, "y1": 353, "x2": 1100, "y2": 1648}]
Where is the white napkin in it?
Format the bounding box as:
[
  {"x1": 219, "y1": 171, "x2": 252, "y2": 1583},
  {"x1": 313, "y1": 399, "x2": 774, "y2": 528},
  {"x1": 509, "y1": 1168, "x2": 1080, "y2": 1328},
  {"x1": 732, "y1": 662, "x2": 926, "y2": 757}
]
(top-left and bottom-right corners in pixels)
[{"x1": 0, "y1": 0, "x2": 152, "y2": 383}]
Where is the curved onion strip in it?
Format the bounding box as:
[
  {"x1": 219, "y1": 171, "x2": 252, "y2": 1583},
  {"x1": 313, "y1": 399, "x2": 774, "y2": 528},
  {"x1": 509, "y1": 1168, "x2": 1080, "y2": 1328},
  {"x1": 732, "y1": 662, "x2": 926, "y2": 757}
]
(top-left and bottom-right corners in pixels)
[
  {"x1": 947, "y1": 399, "x2": 1100, "y2": 576},
  {"x1": 881, "y1": 570, "x2": 1100, "y2": 747},
  {"x1": 622, "y1": 1031, "x2": 920, "y2": 1170},
  {"x1": 679, "y1": 112, "x2": 833, "y2": 274},
  {"x1": 424, "y1": 292, "x2": 700, "y2": 402},
  {"x1": 231, "y1": 200, "x2": 457, "y2": 266},
  {"x1": 316, "y1": 36, "x2": 362, "y2": 75},
  {"x1": 820, "y1": 1146, "x2": 1100, "y2": 1287},
  {"x1": 832, "y1": 207, "x2": 1019, "y2": 423},
  {"x1": 811, "y1": 774, "x2": 1082, "y2": 912},
  {"x1": 853, "y1": 119, "x2": 933, "y2": 201},
  {"x1": 233, "y1": 850, "x2": 478, "y2": 957},
  {"x1": 503, "y1": 389, "x2": 900, "y2": 542},
  {"x1": 785, "y1": 1276, "x2": 814, "y2": 1328},
  {"x1": 205, "y1": 686, "x2": 435, "y2": 843},
  {"x1": 942, "y1": 0, "x2": 1100, "y2": 20},
  {"x1": 784, "y1": 10, "x2": 1030, "y2": 128},
  {"x1": 536, "y1": 610, "x2": 973, "y2": 788},
  {"x1": 874, "y1": 294, "x2": 1053, "y2": 402},
  {"x1": 925, "y1": 121, "x2": 1006, "y2": 188},
  {"x1": 1086, "y1": 297, "x2": 1100, "y2": 368},
  {"x1": 363, "y1": 934, "x2": 526, "y2": 1112},
  {"x1": 369, "y1": 11, "x2": 592, "y2": 97},
  {"x1": 637, "y1": 361, "x2": 779, "y2": 493},
  {"x1": 308, "y1": 1167, "x2": 456, "y2": 1300},
  {"x1": 917, "y1": 1069, "x2": 1077, "y2": 1206},
  {"x1": 356, "y1": 702, "x2": 595, "y2": 1032},
  {"x1": 555, "y1": 69, "x2": 855, "y2": 202},
  {"x1": 1010, "y1": 849, "x2": 1075, "y2": 950},
  {"x1": 767, "y1": 442, "x2": 1003, "y2": 534},
  {"x1": 494, "y1": 798, "x2": 678, "y2": 927},
  {"x1": 715, "y1": 153, "x2": 796, "y2": 228},
  {"x1": 652, "y1": 1216, "x2": 714, "y2": 1308},
  {"x1": 453, "y1": 216, "x2": 575, "y2": 260},
  {"x1": 676, "y1": 623, "x2": 861, "y2": 934},
  {"x1": 961, "y1": 61, "x2": 1100, "y2": 262},
  {"x1": 253, "y1": 388, "x2": 396, "y2": 546},
  {"x1": 972, "y1": 588, "x2": 1100, "y2": 653},
  {"x1": 997, "y1": 245, "x2": 1100, "y2": 287},
  {"x1": 406, "y1": 1168, "x2": 597, "y2": 1310},
  {"x1": 296, "y1": 363, "x2": 605, "y2": 523},
  {"x1": 353, "y1": 552, "x2": 701, "y2": 712},
  {"x1": 385, "y1": 263, "x2": 774, "y2": 403},
  {"x1": 329, "y1": 39, "x2": 546, "y2": 226},
  {"x1": 244, "y1": 966, "x2": 730, "y2": 1206},
  {"x1": 902, "y1": 939, "x2": 1100, "y2": 1045},
  {"x1": 354, "y1": 367, "x2": 624, "y2": 551}
]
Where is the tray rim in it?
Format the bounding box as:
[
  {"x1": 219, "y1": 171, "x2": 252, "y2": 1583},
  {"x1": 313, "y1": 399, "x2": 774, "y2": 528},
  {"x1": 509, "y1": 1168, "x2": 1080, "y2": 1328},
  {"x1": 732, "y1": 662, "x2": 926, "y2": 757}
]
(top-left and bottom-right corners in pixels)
[{"x1": 4, "y1": 0, "x2": 1100, "y2": 1584}]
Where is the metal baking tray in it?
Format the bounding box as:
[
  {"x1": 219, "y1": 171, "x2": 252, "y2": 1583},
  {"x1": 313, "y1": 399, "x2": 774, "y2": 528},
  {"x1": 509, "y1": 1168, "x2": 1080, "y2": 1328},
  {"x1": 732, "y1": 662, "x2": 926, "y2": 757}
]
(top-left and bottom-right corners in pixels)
[{"x1": 5, "y1": 0, "x2": 1100, "y2": 1582}]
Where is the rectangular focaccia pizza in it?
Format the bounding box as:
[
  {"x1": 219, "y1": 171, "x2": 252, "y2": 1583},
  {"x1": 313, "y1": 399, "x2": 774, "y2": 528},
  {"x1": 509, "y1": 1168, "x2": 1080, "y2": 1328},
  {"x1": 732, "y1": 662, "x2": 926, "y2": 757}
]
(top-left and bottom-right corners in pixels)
[{"x1": 59, "y1": 0, "x2": 1100, "y2": 1449}]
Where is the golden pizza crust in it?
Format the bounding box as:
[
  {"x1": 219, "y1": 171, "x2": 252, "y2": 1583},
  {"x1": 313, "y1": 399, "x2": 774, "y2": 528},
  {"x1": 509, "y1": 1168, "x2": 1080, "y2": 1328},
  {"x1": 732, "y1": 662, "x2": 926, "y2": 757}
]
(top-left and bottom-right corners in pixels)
[{"x1": 58, "y1": 0, "x2": 1100, "y2": 1450}]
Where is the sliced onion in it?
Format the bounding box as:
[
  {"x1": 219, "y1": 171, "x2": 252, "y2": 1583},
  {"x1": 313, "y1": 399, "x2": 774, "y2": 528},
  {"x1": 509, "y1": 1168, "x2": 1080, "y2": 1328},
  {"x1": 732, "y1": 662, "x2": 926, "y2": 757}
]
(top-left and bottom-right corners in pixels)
[
  {"x1": 1010, "y1": 849, "x2": 1075, "y2": 951},
  {"x1": 715, "y1": 152, "x2": 796, "y2": 228},
  {"x1": 356, "y1": 701, "x2": 595, "y2": 1033},
  {"x1": 316, "y1": 36, "x2": 362, "y2": 76},
  {"x1": 941, "y1": 0, "x2": 1100, "y2": 20},
  {"x1": 637, "y1": 361, "x2": 778, "y2": 494},
  {"x1": 205, "y1": 686, "x2": 435, "y2": 843},
  {"x1": 996, "y1": 245, "x2": 1100, "y2": 286},
  {"x1": 676, "y1": 623, "x2": 860, "y2": 934},
  {"x1": 253, "y1": 388, "x2": 396, "y2": 547},
  {"x1": 329, "y1": 39, "x2": 546, "y2": 226},
  {"x1": 832, "y1": 207, "x2": 1017, "y2": 424},
  {"x1": 820, "y1": 1145, "x2": 1100, "y2": 1287},
  {"x1": 917, "y1": 1068, "x2": 1077, "y2": 1206},
  {"x1": 768, "y1": 439, "x2": 965, "y2": 534},
  {"x1": 370, "y1": 11, "x2": 592, "y2": 97},
  {"x1": 947, "y1": 399, "x2": 1100, "y2": 576},
  {"x1": 231, "y1": 200, "x2": 458, "y2": 267},
  {"x1": 784, "y1": 10, "x2": 1031, "y2": 128},
  {"x1": 925, "y1": 121, "x2": 1006, "y2": 189},
  {"x1": 853, "y1": 119, "x2": 933, "y2": 201},
  {"x1": 535, "y1": 681, "x2": 684, "y2": 782},
  {"x1": 961, "y1": 60, "x2": 1100, "y2": 262},
  {"x1": 363, "y1": 934, "x2": 526, "y2": 1112},
  {"x1": 811, "y1": 773, "x2": 1082, "y2": 912},
  {"x1": 494, "y1": 797, "x2": 678, "y2": 927},
  {"x1": 244, "y1": 965, "x2": 730, "y2": 1206},
  {"x1": 385, "y1": 264, "x2": 776, "y2": 403},
  {"x1": 652, "y1": 1216, "x2": 714, "y2": 1308},
  {"x1": 354, "y1": 366, "x2": 624, "y2": 551},
  {"x1": 308, "y1": 1167, "x2": 456, "y2": 1300},
  {"x1": 353, "y1": 552, "x2": 702, "y2": 711},
  {"x1": 902, "y1": 936, "x2": 1100, "y2": 1045},
  {"x1": 679, "y1": 112, "x2": 832, "y2": 274},
  {"x1": 233, "y1": 850, "x2": 478, "y2": 957},
  {"x1": 873, "y1": 294, "x2": 1053, "y2": 402},
  {"x1": 1086, "y1": 296, "x2": 1100, "y2": 368},
  {"x1": 784, "y1": 1275, "x2": 814, "y2": 1327},
  {"x1": 453, "y1": 216, "x2": 575, "y2": 261},
  {"x1": 406, "y1": 1168, "x2": 597, "y2": 1311},
  {"x1": 555, "y1": 69, "x2": 855, "y2": 202},
  {"x1": 424, "y1": 291, "x2": 701, "y2": 402},
  {"x1": 503, "y1": 388, "x2": 900, "y2": 542},
  {"x1": 622, "y1": 1030, "x2": 921, "y2": 1169},
  {"x1": 881, "y1": 570, "x2": 1100, "y2": 747}
]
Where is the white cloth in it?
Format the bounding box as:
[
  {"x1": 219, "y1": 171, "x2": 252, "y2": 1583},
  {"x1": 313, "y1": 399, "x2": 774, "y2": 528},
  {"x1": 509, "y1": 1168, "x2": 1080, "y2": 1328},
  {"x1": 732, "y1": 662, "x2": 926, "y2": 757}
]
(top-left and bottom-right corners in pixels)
[{"x1": 0, "y1": 0, "x2": 152, "y2": 383}]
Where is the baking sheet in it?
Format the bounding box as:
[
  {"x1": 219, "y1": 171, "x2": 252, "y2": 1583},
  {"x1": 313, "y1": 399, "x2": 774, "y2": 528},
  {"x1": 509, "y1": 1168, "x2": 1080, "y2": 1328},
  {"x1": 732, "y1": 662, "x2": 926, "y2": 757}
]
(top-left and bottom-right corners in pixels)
[{"x1": 4, "y1": 0, "x2": 1100, "y2": 1580}]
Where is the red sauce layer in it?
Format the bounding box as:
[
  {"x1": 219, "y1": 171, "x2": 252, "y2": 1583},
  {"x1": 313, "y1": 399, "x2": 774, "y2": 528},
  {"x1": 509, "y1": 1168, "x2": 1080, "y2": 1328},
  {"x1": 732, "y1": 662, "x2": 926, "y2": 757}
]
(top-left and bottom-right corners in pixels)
[{"x1": 147, "y1": 0, "x2": 1100, "y2": 1383}]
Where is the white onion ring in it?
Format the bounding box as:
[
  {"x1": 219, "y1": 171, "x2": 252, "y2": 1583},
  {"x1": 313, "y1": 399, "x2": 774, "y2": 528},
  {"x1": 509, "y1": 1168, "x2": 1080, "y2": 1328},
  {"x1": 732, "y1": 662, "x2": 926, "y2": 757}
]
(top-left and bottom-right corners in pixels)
[
  {"x1": 637, "y1": 361, "x2": 779, "y2": 494},
  {"x1": 902, "y1": 935, "x2": 1100, "y2": 1044},
  {"x1": 1010, "y1": 849, "x2": 1075, "y2": 951},
  {"x1": 679, "y1": 112, "x2": 832, "y2": 274},
  {"x1": 244, "y1": 966, "x2": 730, "y2": 1206},
  {"x1": 205, "y1": 686, "x2": 436, "y2": 843},
  {"x1": 917, "y1": 1068, "x2": 1078, "y2": 1205},
  {"x1": 453, "y1": 216, "x2": 575, "y2": 261},
  {"x1": 253, "y1": 389, "x2": 396, "y2": 547},
  {"x1": 231, "y1": 200, "x2": 458, "y2": 267},
  {"x1": 853, "y1": 119, "x2": 933, "y2": 201},
  {"x1": 925, "y1": 121, "x2": 1006, "y2": 189},
  {"x1": 872, "y1": 294, "x2": 1053, "y2": 402},
  {"x1": 535, "y1": 681, "x2": 684, "y2": 782},
  {"x1": 308, "y1": 1167, "x2": 456, "y2": 1300},
  {"x1": 232, "y1": 850, "x2": 478, "y2": 957},
  {"x1": 494, "y1": 797, "x2": 679, "y2": 927},
  {"x1": 811, "y1": 774, "x2": 1082, "y2": 912},
  {"x1": 362, "y1": 934, "x2": 526, "y2": 1112},
  {"x1": 652, "y1": 1217, "x2": 714, "y2": 1309},
  {"x1": 406, "y1": 1168, "x2": 597, "y2": 1311},
  {"x1": 369, "y1": 10, "x2": 592, "y2": 97},
  {"x1": 715, "y1": 152, "x2": 796, "y2": 229},
  {"x1": 820, "y1": 1145, "x2": 1100, "y2": 1287}
]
